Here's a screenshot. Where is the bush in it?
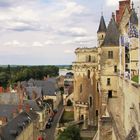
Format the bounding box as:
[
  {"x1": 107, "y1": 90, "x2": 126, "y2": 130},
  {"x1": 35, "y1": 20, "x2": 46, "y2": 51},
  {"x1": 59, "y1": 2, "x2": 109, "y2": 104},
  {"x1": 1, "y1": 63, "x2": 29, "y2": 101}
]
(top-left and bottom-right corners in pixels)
[{"x1": 57, "y1": 126, "x2": 81, "y2": 140}]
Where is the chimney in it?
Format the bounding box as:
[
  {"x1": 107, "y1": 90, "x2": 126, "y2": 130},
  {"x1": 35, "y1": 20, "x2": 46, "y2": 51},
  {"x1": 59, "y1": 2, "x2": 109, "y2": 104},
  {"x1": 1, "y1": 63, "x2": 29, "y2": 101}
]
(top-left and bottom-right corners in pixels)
[
  {"x1": 12, "y1": 109, "x2": 17, "y2": 118},
  {"x1": 25, "y1": 104, "x2": 30, "y2": 113},
  {"x1": 18, "y1": 104, "x2": 23, "y2": 113}
]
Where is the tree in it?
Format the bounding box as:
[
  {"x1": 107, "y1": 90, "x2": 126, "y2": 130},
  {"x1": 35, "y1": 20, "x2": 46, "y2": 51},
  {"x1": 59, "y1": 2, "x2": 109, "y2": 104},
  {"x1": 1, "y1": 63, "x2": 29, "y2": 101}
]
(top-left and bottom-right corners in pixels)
[{"x1": 57, "y1": 126, "x2": 81, "y2": 140}]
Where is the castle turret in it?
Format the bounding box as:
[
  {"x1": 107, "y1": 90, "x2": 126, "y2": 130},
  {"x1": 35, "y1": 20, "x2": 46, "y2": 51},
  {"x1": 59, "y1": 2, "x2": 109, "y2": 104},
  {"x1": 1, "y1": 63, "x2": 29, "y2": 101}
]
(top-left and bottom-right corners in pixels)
[
  {"x1": 102, "y1": 13, "x2": 120, "y2": 47},
  {"x1": 130, "y1": 4, "x2": 138, "y2": 25},
  {"x1": 97, "y1": 14, "x2": 107, "y2": 46}
]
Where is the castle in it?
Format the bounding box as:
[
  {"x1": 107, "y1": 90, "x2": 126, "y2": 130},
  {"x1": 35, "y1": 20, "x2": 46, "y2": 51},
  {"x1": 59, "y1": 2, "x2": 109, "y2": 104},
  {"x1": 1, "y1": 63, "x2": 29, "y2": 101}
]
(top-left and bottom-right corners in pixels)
[{"x1": 72, "y1": 0, "x2": 140, "y2": 139}]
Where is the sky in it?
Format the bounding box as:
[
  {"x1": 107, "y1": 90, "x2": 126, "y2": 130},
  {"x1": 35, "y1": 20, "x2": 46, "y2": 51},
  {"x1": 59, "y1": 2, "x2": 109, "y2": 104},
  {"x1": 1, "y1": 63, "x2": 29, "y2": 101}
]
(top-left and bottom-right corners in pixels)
[{"x1": 0, "y1": 0, "x2": 139, "y2": 65}]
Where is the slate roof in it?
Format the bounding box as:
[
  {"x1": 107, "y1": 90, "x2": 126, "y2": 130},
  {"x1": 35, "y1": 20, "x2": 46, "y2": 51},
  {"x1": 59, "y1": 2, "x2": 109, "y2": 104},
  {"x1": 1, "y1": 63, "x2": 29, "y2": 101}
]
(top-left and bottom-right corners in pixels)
[
  {"x1": 97, "y1": 15, "x2": 107, "y2": 33},
  {"x1": 0, "y1": 112, "x2": 32, "y2": 140},
  {"x1": 102, "y1": 15, "x2": 120, "y2": 46},
  {"x1": 34, "y1": 79, "x2": 59, "y2": 96},
  {"x1": 27, "y1": 111, "x2": 38, "y2": 121},
  {"x1": 25, "y1": 86, "x2": 42, "y2": 99},
  {"x1": 23, "y1": 98, "x2": 45, "y2": 112},
  {"x1": 21, "y1": 78, "x2": 59, "y2": 97},
  {"x1": 130, "y1": 9, "x2": 138, "y2": 25},
  {"x1": 0, "y1": 93, "x2": 19, "y2": 105},
  {"x1": 0, "y1": 104, "x2": 18, "y2": 121}
]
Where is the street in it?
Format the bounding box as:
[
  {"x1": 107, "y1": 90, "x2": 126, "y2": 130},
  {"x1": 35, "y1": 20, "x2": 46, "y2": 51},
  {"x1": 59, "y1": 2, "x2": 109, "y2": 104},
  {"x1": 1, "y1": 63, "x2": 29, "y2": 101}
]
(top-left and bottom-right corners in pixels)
[{"x1": 44, "y1": 104, "x2": 64, "y2": 140}]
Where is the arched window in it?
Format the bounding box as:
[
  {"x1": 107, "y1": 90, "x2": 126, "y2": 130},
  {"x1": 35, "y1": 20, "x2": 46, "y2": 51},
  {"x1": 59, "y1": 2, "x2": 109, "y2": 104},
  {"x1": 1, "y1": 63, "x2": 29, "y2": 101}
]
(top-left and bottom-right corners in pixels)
[
  {"x1": 89, "y1": 97, "x2": 92, "y2": 107},
  {"x1": 101, "y1": 34, "x2": 104, "y2": 39},
  {"x1": 87, "y1": 70, "x2": 90, "y2": 79}
]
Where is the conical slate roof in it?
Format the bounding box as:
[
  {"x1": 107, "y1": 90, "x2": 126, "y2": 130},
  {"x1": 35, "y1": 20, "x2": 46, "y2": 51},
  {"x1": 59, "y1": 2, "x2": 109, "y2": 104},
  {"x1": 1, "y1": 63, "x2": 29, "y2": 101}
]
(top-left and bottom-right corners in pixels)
[
  {"x1": 130, "y1": 9, "x2": 138, "y2": 25},
  {"x1": 97, "y1": 15, "x2": 107, "y2": 33},
  {"x1": 102, "y1": 16, "x2": 120, "y2": 46}
]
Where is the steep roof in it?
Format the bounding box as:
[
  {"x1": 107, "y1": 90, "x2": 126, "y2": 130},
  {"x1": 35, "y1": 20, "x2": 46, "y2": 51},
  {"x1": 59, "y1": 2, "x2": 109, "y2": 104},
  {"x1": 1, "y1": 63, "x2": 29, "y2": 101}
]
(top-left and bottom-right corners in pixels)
[
  {"x1": 23, "y1": 98, "x2": 44, "y2": 112},
  {"x1": 0, "y1": 104, "x2": 18, "y2": 121},
  {"x1": 25, "y1": 86, "x2": 42, "y2": 99},
  {"x1": 102, "y1": 15, "x2": 120, "y2": 46},
  {"x1": 97, "y1": 15, "x2": 107, "y2": 33},
  {"x1": 130, "y1": 9, "x2": 138, "y2": 25},
  {"x1": 0, "y1": 112, "x2": 32, "y2": 140}
]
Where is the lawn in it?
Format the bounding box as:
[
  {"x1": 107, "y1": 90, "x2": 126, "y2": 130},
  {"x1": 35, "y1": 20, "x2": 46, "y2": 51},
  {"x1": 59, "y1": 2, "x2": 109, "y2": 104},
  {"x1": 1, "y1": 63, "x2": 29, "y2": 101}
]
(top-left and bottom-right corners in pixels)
[
  {"x1": 60, "y1": 111, "x2": 74, "y2": 123},
  {"x1": 131, "y1": 75, "x2": 139, "y2": 83}
]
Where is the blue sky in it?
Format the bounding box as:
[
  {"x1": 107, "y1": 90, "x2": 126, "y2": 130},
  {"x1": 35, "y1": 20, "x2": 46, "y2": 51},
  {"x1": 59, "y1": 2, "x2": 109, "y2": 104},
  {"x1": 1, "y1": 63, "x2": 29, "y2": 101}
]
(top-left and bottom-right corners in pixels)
[{"x1": 0, "y1": 0, "x2": 139, "y2": 65}]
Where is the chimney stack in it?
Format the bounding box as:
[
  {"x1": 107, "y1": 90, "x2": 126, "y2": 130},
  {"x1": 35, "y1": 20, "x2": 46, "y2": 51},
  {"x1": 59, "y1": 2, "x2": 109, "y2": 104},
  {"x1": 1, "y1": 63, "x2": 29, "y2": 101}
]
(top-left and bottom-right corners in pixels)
[
  {"x1": 18, "y1": 104, "x2": 23, "y2": 113},
  {"x1": 25, "y1": 104, "x2": 30, "y2": 113}
]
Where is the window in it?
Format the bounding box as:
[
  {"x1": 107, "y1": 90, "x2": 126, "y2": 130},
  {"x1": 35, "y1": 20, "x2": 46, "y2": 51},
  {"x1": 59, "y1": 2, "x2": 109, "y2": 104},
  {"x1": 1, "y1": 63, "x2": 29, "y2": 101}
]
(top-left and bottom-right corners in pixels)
[
  {"x1": 101, "y1": 35, "x2": 104, "y2": 39},
  {"x1": 108, "y1": 51, "x2": 113, "y2": 59},
  {"x1": 80, "y1": 84, "x2": 82, "y2": 93},
  {"x1": 108, "y1": 90, "x2": 112, "y2": 98},
  {"x1": 97, "y1": 82, "x2": 99, "y2": 92},
  {"x1": 96, "y1": 110, "x2": 98, "y2": 116},
  {"x1": 88, "y1": 55, "x2": 91, "y2": 62},
  {"x1": 107, "y1": 78, "x2": 110, "y2": 85},
  {"x1": 87, "y1": 70, "x2": 90, "y2": 79},
  {"x1": 89, "y1": 97, "x2": 92, "y2": 107},
  {"x1": 114, "y1": 65, "x2": 117, "y2": 72}
]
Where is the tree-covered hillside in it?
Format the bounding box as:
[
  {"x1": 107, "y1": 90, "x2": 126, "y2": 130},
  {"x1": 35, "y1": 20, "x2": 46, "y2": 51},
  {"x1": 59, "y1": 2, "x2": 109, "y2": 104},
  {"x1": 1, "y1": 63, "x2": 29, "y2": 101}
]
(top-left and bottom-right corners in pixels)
[{"x1": 0, "y1": 65, "x2": 59, "y2": 88}]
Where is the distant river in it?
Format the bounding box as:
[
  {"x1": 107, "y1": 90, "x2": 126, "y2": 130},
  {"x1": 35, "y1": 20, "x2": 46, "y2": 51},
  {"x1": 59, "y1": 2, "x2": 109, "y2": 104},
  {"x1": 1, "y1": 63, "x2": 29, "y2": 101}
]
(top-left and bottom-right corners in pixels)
[{"x1": 59, "y1": 69, "x2": 73, "y2": 76}]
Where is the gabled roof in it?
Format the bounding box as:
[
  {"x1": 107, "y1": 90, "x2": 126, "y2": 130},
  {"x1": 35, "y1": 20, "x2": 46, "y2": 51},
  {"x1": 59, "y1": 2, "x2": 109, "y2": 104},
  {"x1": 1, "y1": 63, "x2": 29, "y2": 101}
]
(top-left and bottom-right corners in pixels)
[
  {"x1": 130, "y1": 9, "x2": 138, "y2": 25},
  {"x1": 102, "y1": 15, "x2": 120, "y2": 46},
  {"x1": 0, "y1": 104, "x2": 18, "y2": 122},
  {"x1": 23, "y1": 97, "x2": 45, "y2": 112},
  {"x1": 97, "y1": 15, "x2": 107, "y2": 33},
  {"x1": 0, "y1": 112, "x2": 32, "y2": 140}
]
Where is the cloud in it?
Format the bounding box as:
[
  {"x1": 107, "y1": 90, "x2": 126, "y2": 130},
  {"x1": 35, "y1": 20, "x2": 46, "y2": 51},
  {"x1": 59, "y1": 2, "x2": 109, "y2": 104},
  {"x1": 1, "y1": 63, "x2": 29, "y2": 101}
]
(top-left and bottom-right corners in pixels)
[
  {"x1": 0, "y1": 1, "x2": 41, "y2": 32},
  {"x1": 59, "y1": 27, "x2": 87, "y2": 37},
  {"x1": 50, "y1": 1, "x2": 86, "y2": 19},
  {"x1": 32, "y1": 42, "x2": 43, "y2": 47},
  {"x1": 44, "y1": 40, "x2": 54, "y2": 45},
  {"x1": 64, "y1": 49, "x2": 73, "y2": 54},
  {"x1": 62, "y1": 40, "x2": 73, "y2": 45},
  {"x1": 3, "y1": 40, "x2": 26, "y2": 47},
  {"x1": 0, "y1": 0, "x2": 102, "y2": 64}
]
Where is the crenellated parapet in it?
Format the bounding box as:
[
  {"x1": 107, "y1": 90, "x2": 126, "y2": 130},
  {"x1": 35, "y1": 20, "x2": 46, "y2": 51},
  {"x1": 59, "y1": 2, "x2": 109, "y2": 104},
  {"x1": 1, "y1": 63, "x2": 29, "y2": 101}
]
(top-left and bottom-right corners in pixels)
[{"x1": 75, "y1": 47, "x2": 98, "y2": 53}]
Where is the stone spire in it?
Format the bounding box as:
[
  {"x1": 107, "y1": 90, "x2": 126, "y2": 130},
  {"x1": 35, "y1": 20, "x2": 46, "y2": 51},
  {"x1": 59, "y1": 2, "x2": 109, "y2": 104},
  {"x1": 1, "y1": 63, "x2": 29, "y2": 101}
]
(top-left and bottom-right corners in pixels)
[
  {"x1": 97, "y1": 14, "x2": 107, "y2": 33},
  {"x1": 102, "y1": 14, "x2": 120, "y2": 46}
]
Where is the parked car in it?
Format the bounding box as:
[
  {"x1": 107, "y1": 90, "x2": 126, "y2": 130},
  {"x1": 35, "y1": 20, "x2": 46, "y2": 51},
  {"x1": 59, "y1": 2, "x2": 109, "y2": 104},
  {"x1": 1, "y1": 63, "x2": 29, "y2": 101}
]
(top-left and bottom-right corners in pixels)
[
  {"x1": 53, "y1": 109, "x2": 58, "y2": 115},
  {"x1": 46, "y1": 122, "x2": 51, "y2": 128}
]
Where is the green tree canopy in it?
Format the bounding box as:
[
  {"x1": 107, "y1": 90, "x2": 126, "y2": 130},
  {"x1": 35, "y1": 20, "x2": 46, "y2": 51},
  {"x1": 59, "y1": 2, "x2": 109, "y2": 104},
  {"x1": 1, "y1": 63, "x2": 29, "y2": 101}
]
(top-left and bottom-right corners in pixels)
[
  {"x1": 57, "y1": 126, "x2": 81, "y2": 140},
  {"x1": 0, "y1": 65, "x2": 59, "y2": 88}
]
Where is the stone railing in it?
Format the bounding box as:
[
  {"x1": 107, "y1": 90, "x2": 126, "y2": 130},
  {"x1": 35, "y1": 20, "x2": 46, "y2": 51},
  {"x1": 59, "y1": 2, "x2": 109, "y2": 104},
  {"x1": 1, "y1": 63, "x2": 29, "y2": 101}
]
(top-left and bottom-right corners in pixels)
[
  {"x1": 92, "y1": 130, "x2": 99, "y2": 140},
  {"x1": 107, "y1": 105, "x2": 126, "y2": 140}
]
